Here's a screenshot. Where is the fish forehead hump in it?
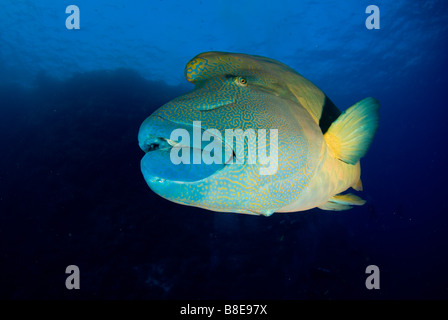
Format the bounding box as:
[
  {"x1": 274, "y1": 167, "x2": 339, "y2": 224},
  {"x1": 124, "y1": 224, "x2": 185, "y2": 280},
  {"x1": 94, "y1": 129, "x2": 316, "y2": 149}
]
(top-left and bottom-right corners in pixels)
[
  {"x1": 185, "y1": 51, "x2": 294, "y2": 83},
  {"x1": 184, "y1": 51, "x2": 330, "y2": 125}
]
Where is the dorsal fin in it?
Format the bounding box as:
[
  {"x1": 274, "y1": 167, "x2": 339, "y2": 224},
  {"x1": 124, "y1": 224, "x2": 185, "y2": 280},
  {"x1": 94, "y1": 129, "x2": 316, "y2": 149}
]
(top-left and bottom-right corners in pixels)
[{"x1": 286, "y1": 78, "x2": 326, "y2": 124}]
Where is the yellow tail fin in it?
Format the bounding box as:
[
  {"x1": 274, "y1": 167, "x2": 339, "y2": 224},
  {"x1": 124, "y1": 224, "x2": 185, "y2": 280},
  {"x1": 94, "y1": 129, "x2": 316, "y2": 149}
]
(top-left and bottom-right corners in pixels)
[{"x1": 324, "y1": 97, "x2": 380, "y2": 165}]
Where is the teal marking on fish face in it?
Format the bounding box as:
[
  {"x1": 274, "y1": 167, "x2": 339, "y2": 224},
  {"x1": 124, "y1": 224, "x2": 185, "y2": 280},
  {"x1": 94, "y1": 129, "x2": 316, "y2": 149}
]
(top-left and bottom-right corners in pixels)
[{"x1": 138, "y1": 52, "x2": 324, "y2": 215}]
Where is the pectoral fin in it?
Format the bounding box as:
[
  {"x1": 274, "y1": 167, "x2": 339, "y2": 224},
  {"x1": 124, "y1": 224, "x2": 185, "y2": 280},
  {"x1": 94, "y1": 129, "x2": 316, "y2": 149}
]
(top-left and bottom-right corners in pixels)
[{"x1": 318, "y1": 193, "x2": 366, "y2": 211}]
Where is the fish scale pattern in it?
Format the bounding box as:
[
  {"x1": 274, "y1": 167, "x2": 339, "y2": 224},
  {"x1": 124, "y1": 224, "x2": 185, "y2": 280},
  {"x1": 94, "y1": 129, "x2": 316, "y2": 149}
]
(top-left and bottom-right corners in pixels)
[{"x1": 141, "y1": 52, "x2": 321, "y2": 215}]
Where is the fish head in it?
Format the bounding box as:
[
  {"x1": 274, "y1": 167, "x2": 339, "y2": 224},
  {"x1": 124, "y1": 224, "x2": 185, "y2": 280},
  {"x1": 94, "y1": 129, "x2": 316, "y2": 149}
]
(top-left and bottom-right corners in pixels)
[{"x1": 138, "y1": 52, "x2": 324, "y2": 215}]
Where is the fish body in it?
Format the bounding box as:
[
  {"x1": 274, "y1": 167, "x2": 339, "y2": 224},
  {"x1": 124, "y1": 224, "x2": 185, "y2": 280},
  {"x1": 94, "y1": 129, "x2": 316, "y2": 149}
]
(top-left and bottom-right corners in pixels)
[{"x1": 138, "y1": 52, "x2": 379, "y2": 216}]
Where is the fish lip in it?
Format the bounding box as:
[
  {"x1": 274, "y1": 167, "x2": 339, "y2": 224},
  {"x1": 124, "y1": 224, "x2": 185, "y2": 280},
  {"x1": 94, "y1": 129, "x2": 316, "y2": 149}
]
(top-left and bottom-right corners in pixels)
[
  {"x1": 139, "y1": 114, "x2": 236, "y2": 185},
  {"x1": 140, "y1": 136, "x2": 173, "y2": 153},
  {"x1": 139, "y1": 115, "x2": 235, "y2": 163}
]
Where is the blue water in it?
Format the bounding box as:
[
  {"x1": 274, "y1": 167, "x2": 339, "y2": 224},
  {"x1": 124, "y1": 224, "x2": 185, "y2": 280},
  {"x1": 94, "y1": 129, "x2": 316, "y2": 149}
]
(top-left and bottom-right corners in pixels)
[{"x1": 1, "y1": 0, "x2": 447, "y2": 299}]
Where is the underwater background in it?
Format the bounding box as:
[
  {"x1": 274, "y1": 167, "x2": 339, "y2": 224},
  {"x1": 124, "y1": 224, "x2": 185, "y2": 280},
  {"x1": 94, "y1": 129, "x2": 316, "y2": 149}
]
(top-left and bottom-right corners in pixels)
[{"x1": 1, "y1": 0, "x2": 447, "y2": 299}]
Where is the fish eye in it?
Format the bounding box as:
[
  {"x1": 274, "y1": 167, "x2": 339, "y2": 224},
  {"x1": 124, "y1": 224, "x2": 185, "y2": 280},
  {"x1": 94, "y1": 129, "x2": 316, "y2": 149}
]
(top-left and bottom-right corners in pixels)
[{"x1": 236, "y1": 77, "x2": 248, "y2": 87}]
